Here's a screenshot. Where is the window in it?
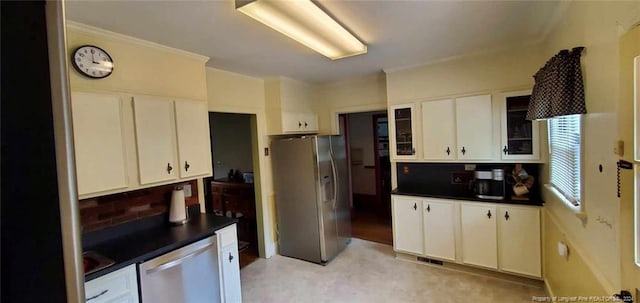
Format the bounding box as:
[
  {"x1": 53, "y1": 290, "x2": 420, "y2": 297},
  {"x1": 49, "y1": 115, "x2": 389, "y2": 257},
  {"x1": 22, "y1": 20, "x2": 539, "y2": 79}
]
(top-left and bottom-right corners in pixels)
[{"x1": 548, "y1": 114, "x2": 582, "y2": 206}]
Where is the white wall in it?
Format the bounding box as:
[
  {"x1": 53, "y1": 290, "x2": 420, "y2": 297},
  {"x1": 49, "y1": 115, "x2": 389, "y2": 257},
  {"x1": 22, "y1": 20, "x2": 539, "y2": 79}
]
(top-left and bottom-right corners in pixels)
[
  {"x1": 348, "y1": 112, "x2": 377, "y2": 195},
  {"x1": 537, "y1": 1, "x2": 640, "y2": 294},
  {"x1": 315, "y1": 73, "x2": 387, "y2": 134},
  {"x1": 67, "y1": 22, "x2": 208, "y2": 101},
  {"x1": 206, "y1": 67, "x2": 277, "y2": 258},
  {"x1": 385, "y1": 45, "x2": 544, "y2": 105},
  {"x1": 209, "y1": 113, "x2": 253, "y2": 179}
]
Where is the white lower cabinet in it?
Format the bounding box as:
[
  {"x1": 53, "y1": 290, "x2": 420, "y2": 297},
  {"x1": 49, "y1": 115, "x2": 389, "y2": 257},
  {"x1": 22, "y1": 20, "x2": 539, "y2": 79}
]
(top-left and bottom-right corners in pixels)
[
  {"x1": 85, "y1": 264, "x2": 139, "y2": 303},
  {"x1": 392, "y1": 194, "x2": 542, "y2": 279},
  {"x1": 423, "y1": 200, "x2": 456, "y2": 261},
  {"x1": 216, "y1": 224, "x2": 242, "y2": 303},
  {"x1": 461, "y1": 203, "x2": 498, "y2": 269},
  {"x1": 391, "y1": 195, "x2": 424, "y2": 255},
  {"x1": 497, "y1": 205, "x2": 541, "y2": 277}
]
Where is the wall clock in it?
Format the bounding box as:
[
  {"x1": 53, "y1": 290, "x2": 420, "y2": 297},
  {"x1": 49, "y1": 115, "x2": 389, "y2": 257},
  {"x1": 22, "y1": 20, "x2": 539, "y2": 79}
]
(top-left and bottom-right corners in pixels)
[{"x1": 71, "y1": 45, "x2": 114, "y2": 79}]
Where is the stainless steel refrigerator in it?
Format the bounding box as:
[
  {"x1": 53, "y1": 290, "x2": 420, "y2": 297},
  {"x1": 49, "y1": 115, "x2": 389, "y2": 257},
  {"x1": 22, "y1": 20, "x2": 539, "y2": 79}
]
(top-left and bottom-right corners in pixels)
[{"x1": 272, "y1": 135, "x2": 351, "y2": 264}]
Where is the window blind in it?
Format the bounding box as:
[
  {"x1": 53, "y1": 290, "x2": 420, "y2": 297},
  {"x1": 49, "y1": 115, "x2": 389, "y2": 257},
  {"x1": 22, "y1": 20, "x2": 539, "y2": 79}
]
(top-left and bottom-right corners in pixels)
[{"x1": 548, "y1": 114, "x2": 581, "y2": 205}]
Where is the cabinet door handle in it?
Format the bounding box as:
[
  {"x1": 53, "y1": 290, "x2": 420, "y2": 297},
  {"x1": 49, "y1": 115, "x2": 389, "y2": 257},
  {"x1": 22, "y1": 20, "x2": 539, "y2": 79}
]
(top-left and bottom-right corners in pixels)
[
  {"x1": 503, "y1": 146, "x2": 508, "y2": 155},
  {"x1": 487, "y1": 210, "x2": 492, "y2": 219},
  {"x1": 446, "y1": 147, "x2": 450, "y2": 155},
  {"x1": 413, "y1": 203, "x2": 417, "y2": 210},
  {"x1": 426, "y1": 204, "x2": 430, "y2": 212},
  {"x1": 411, "y1": 148, "x2": 416, "y2": 155},
  {"x1": 229, "y1": 252, "x2": 234, "y2": 263},
  {"x1": 167, "y1": 163, "x2": 173, "y2": 174},
  {"x1": 87, "y1": 289, "x2": 109, "y2": 301},
  {"x1": 461, "y1": 146, "x2": 466, "y2": 155},
  {"x1": 304, "y1": 122, "x2": 308, "y2": 127},
  {"x1": 184, "y1": 161, "x2": 190, "y2": 172},
  {"x1": 298, "y1": 121, "x2": 302, "y2": 128},
  {"x1": 504, "y1": 211, "x2": 510, "y2": 220}
]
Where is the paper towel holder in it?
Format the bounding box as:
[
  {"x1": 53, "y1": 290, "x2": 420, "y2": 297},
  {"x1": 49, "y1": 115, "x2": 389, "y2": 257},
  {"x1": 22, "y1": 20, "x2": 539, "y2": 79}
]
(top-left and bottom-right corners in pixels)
[{"x1": 169, "y1": 186, "x2": 190, "y2": 225}]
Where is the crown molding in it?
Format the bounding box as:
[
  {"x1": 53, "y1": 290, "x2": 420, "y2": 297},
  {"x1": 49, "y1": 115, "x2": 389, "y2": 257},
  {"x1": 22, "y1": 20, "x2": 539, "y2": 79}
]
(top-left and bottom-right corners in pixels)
[{"x1": 66, "y1": 21, "x2": 210, "y2": 63}]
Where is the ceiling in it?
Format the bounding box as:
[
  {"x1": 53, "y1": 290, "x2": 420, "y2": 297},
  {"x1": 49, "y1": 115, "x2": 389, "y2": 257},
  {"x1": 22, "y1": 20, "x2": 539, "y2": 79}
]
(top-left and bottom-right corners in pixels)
[{"x1": 65, "y1": 0, "x2": 565, "y2": 84}]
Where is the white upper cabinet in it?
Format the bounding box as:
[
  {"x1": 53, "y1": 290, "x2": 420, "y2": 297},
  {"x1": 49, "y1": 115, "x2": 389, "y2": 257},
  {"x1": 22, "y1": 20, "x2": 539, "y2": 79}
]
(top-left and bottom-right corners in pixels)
[
  {"x1": 71, "y1": 92, "x2": 128, "y2": 196},
  {"x1": 455, "y1": 95, "x2": 493, "y2": 160},
  {"x1": 422, "y1": 99, "x2": 456, "y2": 160},
  {"x1": 174, "y1": 99, "x2": 213, "y2": 179},
  {"x1": 421, "y1": 95, "x2": 492, "y2": 161},
  {"x1": 390, "y1": 104, "x2": 418, "y2": 160},
  {"x1": 133, "y1": 96, "x2": 178, "y2": 185},
  {"x1": 265, "y1": 78, "x2": 318, "y2": 134},
  {"x1": 461, "y1": 202, "x2": 498, "y2": 269},
  {"x1": 71, "y1": 92, "x2": 211, "y2": 198},
  {"x1": 497, "y1": 205, "x2": 541, "y2": 277},
  {"x1": 423, "y1": 199, "x2": 457, "y2": 261},
  {"x1": 281, "y1": 112, "x2": 318, "y2": 133},
  {"x1": 500, "y1": 90, "x2": 540, "y2": 160}
]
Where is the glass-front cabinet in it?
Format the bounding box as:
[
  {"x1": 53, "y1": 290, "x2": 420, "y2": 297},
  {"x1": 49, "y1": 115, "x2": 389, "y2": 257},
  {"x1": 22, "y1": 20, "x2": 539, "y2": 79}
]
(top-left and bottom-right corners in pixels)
[
  {"x1": 500, "y1": 90, "x2": 540, "y2": 160},
  {"x1": 390, "y1": 104, "x2": 417, "y2": 159}
]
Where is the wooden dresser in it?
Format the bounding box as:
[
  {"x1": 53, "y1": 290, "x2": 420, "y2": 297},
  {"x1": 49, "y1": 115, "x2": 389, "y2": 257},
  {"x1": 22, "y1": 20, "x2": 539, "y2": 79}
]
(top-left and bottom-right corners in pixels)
[{"x1": 209, "y1": 179, "x2": 257, "y2": 254}]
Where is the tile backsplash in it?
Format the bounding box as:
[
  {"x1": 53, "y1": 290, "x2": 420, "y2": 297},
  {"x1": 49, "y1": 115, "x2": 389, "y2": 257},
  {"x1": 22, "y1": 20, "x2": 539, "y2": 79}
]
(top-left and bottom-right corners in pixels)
[
  {"x1": 396, "y1": 162, "x2": 541, "y2": 200},
  {"x1": 79, "y1": 180, "x2": 199, "y2": 233}
]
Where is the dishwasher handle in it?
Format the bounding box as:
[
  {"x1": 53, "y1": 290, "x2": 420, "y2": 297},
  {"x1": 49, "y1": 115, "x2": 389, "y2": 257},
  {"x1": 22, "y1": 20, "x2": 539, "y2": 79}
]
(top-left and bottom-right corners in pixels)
[{"x1": 145, "y1": 242, "x2": 213, "y2": 275}]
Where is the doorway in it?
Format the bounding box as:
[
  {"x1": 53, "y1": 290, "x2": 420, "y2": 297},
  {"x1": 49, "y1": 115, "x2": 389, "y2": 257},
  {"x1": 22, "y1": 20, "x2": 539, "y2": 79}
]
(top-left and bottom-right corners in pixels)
[
  {"x1": 205, "y1": 112, "x2": 259, "y2": 268},
  {"x1": 340, "y1": 112, "x2": 392, "y2": 246}
]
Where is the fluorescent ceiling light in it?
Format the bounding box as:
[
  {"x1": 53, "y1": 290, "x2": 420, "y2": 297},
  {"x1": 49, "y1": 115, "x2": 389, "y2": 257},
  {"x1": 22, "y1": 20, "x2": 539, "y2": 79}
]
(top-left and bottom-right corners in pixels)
[{"x1": 236, "y1": 0, "x2": 367, "y2": 60}]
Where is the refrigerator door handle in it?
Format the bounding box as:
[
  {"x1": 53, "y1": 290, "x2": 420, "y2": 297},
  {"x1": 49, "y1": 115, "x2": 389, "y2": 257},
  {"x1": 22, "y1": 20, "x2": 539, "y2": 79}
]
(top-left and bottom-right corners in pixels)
[{"x1": 329, "y1": 150, "x2": 338, "y2": 210}]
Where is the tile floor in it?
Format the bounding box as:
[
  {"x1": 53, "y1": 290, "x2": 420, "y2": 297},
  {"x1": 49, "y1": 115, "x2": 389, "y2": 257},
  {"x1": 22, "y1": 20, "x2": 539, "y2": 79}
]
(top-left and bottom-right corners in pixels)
[{"x1": 241, "y1": 239, "x2": 545, "y2": 302}]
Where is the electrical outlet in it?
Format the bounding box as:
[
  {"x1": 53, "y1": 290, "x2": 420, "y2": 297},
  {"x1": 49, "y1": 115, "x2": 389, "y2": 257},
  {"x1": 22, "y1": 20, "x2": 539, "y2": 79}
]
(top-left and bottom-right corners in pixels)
[
  {"x1": 183, "y1": 184, "x2": 192, "y2": 198},
  {"x1": 464, "y1": 164, "x2": 476, "y2": 171}
]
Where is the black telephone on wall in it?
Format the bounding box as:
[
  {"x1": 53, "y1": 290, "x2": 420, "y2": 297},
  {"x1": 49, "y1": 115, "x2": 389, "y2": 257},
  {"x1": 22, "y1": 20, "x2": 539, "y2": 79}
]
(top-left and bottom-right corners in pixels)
[{"x1": 617, "y1": 160, "x2": 633, "y2": 198}]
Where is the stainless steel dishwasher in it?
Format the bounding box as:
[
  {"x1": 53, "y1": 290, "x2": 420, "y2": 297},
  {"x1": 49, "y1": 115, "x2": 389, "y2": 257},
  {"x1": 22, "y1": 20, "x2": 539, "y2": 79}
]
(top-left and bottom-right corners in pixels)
[{"x1": 139, "y1": 235, "x2": 221, "y2": 303}]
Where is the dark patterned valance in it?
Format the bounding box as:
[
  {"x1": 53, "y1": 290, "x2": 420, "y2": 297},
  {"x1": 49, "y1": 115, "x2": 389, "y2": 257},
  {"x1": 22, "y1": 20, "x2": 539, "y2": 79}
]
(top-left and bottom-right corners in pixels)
[{"x1": 526, "y1": 47, "x2": 586, "y2": 120}]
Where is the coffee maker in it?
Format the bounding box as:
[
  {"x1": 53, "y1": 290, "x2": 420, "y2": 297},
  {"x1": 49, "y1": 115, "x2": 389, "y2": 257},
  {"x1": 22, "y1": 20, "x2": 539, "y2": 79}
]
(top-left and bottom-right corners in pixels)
[{"x1": 474, "y1": 169, "x2": 505, "y2": 200}]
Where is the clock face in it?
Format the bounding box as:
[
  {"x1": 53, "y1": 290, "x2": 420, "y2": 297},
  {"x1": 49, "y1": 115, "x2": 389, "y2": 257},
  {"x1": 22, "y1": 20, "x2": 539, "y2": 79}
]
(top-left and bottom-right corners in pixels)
[{"x1": 71, "y1": 45, "x2": 114, "y2": 79}]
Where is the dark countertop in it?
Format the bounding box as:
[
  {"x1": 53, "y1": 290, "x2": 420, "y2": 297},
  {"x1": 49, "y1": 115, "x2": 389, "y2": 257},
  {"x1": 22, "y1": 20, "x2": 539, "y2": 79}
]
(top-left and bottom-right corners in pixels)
[
  {"x1": 391, "y1": 189, "x2": 544, "y2": 206},
  {"x1": 84, "y1": 214, "x2": 236, "y2": 281}
]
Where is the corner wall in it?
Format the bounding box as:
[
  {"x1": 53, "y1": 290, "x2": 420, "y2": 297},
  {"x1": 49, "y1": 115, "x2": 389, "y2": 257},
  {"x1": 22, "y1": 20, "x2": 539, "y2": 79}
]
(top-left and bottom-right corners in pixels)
[
  {"x1": 538, "y1": 1, "x2": 640, "y2": 295},
  {"x1": 617, "y1": 24, "x2": 640, "y2": 293}
]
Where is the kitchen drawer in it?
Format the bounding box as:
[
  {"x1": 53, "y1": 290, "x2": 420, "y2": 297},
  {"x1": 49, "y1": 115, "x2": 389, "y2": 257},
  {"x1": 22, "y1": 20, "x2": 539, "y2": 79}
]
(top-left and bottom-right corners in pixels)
[
  {"x1": 216, "y1": 224, "x2": 237, "y2": 248},
  {"x1": 85, "y1": 264, "x2": 138, "y2": 303}
]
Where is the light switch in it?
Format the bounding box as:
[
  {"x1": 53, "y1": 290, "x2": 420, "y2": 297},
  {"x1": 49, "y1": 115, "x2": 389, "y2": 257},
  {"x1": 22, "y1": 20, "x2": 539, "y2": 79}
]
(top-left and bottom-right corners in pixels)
[{"x1": 557, "y1": 241, "x2": 569, "y2": 258}]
